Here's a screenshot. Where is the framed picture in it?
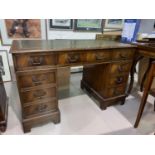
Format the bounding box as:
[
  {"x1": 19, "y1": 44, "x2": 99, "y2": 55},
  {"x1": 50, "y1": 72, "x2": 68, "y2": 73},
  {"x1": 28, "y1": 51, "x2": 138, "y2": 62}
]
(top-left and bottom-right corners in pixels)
[
  {"x1": 105, "y1": 19, "x2": 124, "y2": 29},
  {"x1": 49, "y1": 19, "x2": 73, "y2": 29},
  {"x1": 0, "y1": 50, "x2": 11, "y2": 82},
  {"x1": 0, "y1": 19, "x2": 47, "y2": 45},
  {"x1": 74, "y1": 19, "x2": 104, "y2": 32}
]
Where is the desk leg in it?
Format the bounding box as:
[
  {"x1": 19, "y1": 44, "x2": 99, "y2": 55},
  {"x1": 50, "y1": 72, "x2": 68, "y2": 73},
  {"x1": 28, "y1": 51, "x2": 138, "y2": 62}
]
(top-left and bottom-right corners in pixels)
[
  {"x1": 127, "y1": 55, "x2": 143, "y2": 96},
  {"x1": 140, "y1": 58, "x2": 154, "y2": 92},
  {"x1": 134, "y1": 63, "x2": 154, "y2": 128}
]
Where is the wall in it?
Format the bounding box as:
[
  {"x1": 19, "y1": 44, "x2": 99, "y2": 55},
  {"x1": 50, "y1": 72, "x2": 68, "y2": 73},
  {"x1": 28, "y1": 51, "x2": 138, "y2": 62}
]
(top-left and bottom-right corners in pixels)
[
  {"x1": 46, "y1": 20, "x2": 102, "y2": 40},
  {"x1": 1, "y1": 19, "x2": 155, "y2": 67},
  {"x1": 139, "y1": 19, "x2": 155, "y2": 33}
]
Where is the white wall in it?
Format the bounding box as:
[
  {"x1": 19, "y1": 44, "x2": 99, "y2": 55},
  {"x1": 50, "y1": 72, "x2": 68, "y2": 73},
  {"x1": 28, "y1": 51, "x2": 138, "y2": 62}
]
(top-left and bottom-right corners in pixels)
[
  {"x1": 46, "y1": 20, "x2": 101, "y2": 40},
  {"x1": 139, "y1": 19, "x2": 155, "y2": 33},
  {"x1": 0, "y1": 45, "x2": 12, "y2": 65},
  {"x1": 1, "y1": 19, "x2": 155, "y2": 67}
]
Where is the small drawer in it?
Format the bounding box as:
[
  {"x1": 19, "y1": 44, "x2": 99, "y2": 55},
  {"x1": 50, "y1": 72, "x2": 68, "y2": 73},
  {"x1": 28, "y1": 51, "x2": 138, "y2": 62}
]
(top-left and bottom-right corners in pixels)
[
  {"x1": 21, "y1": 86, "x2": 56, "y2": 104},
  {"x1": 17, "y1": 69, "x2": 56, "y2": 89},
  {"x1": 112, "y1": 49, "x2": 134, "y2": 60},
  {"x1": 58, "y1": 52, "x2": 87, "y2": 65},
  {"x1": 107, "y1": 75, "x2": 128, "y2": 87},
  {"x1": 103, "y1": 86, "x2": 126, "y2": 98},
  {"x1": 87, "y1": 51, "x2": 111, "y2": 62},
  {"x1": 109, "y1": 62, "x2": 132, "y2": 75},
  {"x1": 14, "y1": 53, "x2": 57, "y2": 70},
  {"x1": 23, "y1": 100, "x2": 58, "y2": 118}
]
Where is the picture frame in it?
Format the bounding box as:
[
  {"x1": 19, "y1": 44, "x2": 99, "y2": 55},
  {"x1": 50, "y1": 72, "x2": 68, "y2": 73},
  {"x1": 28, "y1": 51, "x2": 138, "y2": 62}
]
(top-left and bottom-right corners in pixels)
[
  {"x1": 74, "y1": 19, "x2": 104, "y2": 32},
  {"x1": 0, "y1": 50, "x2": 11, "y2": 82},
  {"x1": 49, "y1": 19, "x2": 73, "y2": 29},
  {"x1": 0, "y1": 19, "x2": 47, "y2": 45},
  {"x1": 105, "y1": 19, "x2": 124, "y2": 29}
]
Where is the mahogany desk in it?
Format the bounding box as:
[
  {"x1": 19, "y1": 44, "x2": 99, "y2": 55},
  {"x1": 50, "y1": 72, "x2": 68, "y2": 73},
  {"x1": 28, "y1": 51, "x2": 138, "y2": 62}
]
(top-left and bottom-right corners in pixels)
[{"x1": 10, "y1": 40, "x2": 136, "y2": 133}]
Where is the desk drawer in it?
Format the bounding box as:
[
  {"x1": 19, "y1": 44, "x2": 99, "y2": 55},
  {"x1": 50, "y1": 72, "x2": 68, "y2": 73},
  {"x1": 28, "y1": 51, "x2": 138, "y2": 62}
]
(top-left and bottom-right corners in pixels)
[
  {"x1": 87, "y1": 51, "x2": 111, "y2": 62},
  {"x1": 103, "y1": 86, "x2": 126, "y2": 98},
  {"x1": 107, "y1": 75, "x2": 128, "y2": 87},
  {"x1": 58, "y1": 50, "x2": 111, "y2": 66},
  {"x1": 21, "y1": 86, "x2": 56, "y2": 104},
  {"x1": 58, "y1": 52, "x2": 87, "y2": 65},
  {"x1": 109, "y1": 62, "x2": 132, "y2": 75},
  {"x1": 14, "y1": 53, "x2": 57, "y2": 70},
  {"x1": 17, "y1": 69, "x2": 57, "y2": 90},
  {"x1": 112, "y1": 49, "x2": 134, "y2": 60},
  {"x1": 23, "y1": 100, "x2": 58, "y2": 118}
]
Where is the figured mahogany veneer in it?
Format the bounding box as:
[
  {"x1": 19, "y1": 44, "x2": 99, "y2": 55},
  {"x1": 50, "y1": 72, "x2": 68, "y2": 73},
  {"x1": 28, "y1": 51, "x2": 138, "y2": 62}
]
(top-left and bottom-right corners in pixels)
[{"x1": 10, "y1": 40, "x2": 136, "y2": 133}]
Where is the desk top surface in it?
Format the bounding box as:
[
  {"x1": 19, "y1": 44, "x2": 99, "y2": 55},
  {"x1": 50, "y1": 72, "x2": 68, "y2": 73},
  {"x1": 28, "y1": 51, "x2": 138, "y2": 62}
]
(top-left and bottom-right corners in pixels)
[{"x1": 11, "y1": 39, "x2": 135, "y2": 53}]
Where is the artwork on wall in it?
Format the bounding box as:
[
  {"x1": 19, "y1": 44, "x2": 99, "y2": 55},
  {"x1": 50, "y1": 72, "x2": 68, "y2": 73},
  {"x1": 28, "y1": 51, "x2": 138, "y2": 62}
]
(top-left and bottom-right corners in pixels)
[
  {"x1": 49, "y1": 19, "x2": 73, "y2": 29},
  {"x1": 74, "y1": 19, "x2": 104, "y2": 32},
  {"x1": 105, "y1": 19, "x2": 124, "y2": 29},
  {"x1": 0, "y1": 50, "x2": 11, "y2": 82},
  {"x1": 0, "y1": 19, "x2": 47, "y2": 45}
]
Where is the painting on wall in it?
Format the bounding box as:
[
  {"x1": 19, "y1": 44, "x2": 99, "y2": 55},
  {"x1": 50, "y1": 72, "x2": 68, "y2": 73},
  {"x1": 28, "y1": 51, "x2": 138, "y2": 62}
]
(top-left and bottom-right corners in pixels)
[
  {"x1": 49, "y1": 19, "x2": 73, "y2": 29},
  {"x1": 74, "y1": 19, "x2": 104, "y2": 32},
  {"x1": 0, "y1": 50, "x2": 11, "y2": 82},
  {"x1": 0, "y1": 19, "x2": 46, "y2": 45},
  {"x1": 105, "y1": 19, "x2": 124, "y2": 29},
  {"x1": 5, "y1": 19, "x2": 41, "y2": 38}
]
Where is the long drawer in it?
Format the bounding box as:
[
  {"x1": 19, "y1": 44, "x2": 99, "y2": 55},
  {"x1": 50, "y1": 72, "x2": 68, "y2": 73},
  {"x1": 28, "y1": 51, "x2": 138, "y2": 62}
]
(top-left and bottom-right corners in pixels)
[
  {"x1": 23, "y1": 99, "x2": 58, "y2": 118},
  {"x1": 58, "y1": 49, "x2": 134, "y2": 66},
  {"x1": 13, "y1": 52, "x2": 57, "y2": 71},
  {"x1": 58, "y1": 50, "x2": 111, "y2": 66},
  {"x1": 20, "y1": 86, "x2": 57, "y2": 104},
  {"x1": 17, "y1": 69, "x2": 57, "y2": 90}
]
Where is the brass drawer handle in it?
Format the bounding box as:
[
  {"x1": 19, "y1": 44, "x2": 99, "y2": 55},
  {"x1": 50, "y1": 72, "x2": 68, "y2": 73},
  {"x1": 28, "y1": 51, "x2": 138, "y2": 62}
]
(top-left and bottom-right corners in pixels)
[
  {"x1": 29, "y1": 56, "x2": 44, "y2": 66},
  {"x1": 33, "y1": 90, "x2": 46, "y2": 98},
  {"x1": 36, "y1": 104, "x2": 47, "y2": 112},
  {"x1": 115, "y1": 77, "x2": 124, "y2": 84},
  {"x1": 68, "y1": 54, "x2": 79, "y2": 63},
  {"x1": 32, "y1": 75, "x2": 46, "y2": 85},
  {"x1": 119, "y1": 53, "x2": 127, "y2": 59},
  {"x1": 95, "y1": 53, "x2": 105, "y2": 60}
]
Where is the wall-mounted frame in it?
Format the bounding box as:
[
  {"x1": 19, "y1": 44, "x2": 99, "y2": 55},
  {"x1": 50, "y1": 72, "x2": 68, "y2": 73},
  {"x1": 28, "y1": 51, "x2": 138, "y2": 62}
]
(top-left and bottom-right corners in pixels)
[
  {"x1": 0, "y1": 50, "x2": 11, "y2": 82},
  {"x1": 105, "y1": 19, "x2": 124, "y2": 29},
  {"x1": 74, "y1": 19, "x2": 104, "y2": 32},
  {"x1": 0, "y1": 19, "x2": 47, "y2": 45},
  {"x1": 49, "y1": 19, "x2": 73, "y2": 29}
]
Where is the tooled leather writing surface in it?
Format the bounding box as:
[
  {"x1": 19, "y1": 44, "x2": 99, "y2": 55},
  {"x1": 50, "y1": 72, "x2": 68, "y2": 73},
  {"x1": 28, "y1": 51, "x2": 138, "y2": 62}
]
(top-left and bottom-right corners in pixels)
[{"x1": 11, "y1": 40, "x2": 135, "y2": 53}]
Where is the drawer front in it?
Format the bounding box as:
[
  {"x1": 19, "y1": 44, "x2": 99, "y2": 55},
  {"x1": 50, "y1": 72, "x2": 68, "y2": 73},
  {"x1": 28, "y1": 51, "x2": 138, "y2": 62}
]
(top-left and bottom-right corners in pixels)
[
  {"x1": 58, "y1": 52, "x2": 87, "y2": 65},
  {"x1": 14, "y1": 53, "x2": 57, "y2": 70},
  {"x1": 17, "y1": 70, "x2": 56, "y2": 89},
  {"x1": 109, "y1": 62, "x2": 132, "y2": 75},
  {"x1": 112, "y1": 49, "x2": 134, "y2": 60},
  {"x1": 23, "y1": 100, "x2": 58, "y2": 118},
  {"x1": 21, "y1": 87, "x2": 56, "y2": 104},
  {"x1": 87, "y1": 51, "x2": 111, "y2": 62},
  {"x1": 107, "y1": 75, "x2": 128, "y2": 87},
  {"x1": 103, "y1": 86, "x2": 126, "y2": 98}
]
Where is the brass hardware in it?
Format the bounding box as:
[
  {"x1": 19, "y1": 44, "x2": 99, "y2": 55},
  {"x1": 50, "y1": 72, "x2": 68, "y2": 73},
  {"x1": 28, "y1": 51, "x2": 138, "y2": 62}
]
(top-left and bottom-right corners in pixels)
[
  {"x1": 67, "y1": 54, "x2": 80, "y2": 63},
  {"x1": 29, "y1": 56, "x2": 44, "y2": 66},
  {"x1": 33, "y1": 90, "x2": 46, "y2": 98},
  {"x1": 36, "y1": 104, "x2": 47, "y2": 112},
  {"x1": 95, "y1": 53, "x2": 105, "y2": 60}
]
